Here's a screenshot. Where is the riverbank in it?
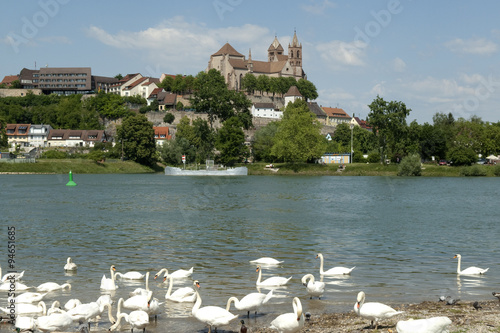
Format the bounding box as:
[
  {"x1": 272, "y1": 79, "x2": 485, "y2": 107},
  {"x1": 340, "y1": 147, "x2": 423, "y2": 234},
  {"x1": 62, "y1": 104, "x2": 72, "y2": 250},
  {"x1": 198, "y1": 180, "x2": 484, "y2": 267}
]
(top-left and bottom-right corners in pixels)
[
  {"x1": 254, "y1": 299, "x2": 500, "y2": 332},
  {"x1": 1, "y1": 159, "x2": 499, "y2": 176}
]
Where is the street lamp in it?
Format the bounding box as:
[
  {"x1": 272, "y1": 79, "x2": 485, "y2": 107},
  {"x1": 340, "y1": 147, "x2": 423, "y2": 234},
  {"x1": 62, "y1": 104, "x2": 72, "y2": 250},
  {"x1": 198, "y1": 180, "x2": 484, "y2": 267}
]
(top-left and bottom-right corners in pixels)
[{"x1": 350, "y1": 123, "x2": 354, "y2": 164}]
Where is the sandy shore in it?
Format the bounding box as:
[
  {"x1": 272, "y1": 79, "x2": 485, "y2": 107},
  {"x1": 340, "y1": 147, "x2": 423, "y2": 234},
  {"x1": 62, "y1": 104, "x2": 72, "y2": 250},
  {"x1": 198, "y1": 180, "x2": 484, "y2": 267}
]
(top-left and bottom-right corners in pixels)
[{"x1": 252, "y1": 299, "x2": 500, "y2": 332}]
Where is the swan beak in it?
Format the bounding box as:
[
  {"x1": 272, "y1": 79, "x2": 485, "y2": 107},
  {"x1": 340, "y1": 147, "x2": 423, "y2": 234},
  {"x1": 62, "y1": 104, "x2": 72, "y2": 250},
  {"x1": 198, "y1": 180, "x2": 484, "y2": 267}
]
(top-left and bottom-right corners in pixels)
[
  {"x1": 296, "y1": 316, "x2": 300, "y2": 321},
  {"x1": 453, "y1": 255, "x2": 457, "y2": 259},
  {"x1": 154, "y1": 275, "x2": 158, "y2": 280},
  {"x1": 356, "y1": 302, "x2": 360, "y2": 309},
  {"x1": 163, "y1": 276, "x2": 167, "y2": 282}
]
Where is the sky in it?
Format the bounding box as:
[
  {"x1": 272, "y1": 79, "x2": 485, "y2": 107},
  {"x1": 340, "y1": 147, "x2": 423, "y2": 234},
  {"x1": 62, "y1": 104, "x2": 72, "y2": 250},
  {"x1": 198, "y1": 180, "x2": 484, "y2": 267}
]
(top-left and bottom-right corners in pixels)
[{"x1": 1, "y1": 0, "x2": 499, "y2": 124}]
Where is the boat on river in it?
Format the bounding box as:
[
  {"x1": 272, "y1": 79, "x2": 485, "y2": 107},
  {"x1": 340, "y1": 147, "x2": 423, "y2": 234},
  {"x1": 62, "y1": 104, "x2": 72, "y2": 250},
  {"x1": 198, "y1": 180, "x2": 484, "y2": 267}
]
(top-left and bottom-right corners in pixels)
[{"x1": 165, "y1": 160, "x2": 247, "y2": 176}]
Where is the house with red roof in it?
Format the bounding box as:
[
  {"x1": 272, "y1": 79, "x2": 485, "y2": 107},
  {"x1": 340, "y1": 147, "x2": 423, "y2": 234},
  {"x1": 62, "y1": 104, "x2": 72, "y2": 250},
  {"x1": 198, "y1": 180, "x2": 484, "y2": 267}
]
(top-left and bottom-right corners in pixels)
[
  {"x1": 1, "y1": 75, "x2": 19, "y2": 87},
  {"x1": 153, "y1": 127, "x2": 172, "y2": 146},
  {"x1": 322, "y1": 107, "x2": 351, "y2": 127}
]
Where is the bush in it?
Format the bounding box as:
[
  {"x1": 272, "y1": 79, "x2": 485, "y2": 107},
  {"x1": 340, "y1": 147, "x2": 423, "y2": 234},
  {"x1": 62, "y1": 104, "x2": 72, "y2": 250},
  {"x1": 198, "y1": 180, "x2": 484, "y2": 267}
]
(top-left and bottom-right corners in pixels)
[
  {"x1": 460, "y1": 165, "x2": 487, "y2": 176},
  {"x1": 447, "y1": 146, "x2": 477, "y2": 166},
  {"x1": 397, "y1": 153, "x2": 422, "y2": 176},
  {"x1": 494, "y1": 165, "x2": 500, "y2": 177},
  {"x1": 367, "y1": 151, "x2": 381, "y2": 163},
  {"x1": 163, "y1": 112, "x2": 175, "y2": 124},
  {"x1": 42, "y1": 150, "x2": 68, "y2": 159}
]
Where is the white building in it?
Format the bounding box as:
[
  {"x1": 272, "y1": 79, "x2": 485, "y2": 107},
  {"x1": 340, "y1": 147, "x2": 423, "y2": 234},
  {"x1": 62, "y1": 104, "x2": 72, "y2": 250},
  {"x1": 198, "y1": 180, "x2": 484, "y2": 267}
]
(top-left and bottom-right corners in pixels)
[
  {"x1": 28, "y1": 124, "x2": 53, "y2": 147},
  {"x1": 251, "y1": 103, "x2": 282, "y2": 119}
]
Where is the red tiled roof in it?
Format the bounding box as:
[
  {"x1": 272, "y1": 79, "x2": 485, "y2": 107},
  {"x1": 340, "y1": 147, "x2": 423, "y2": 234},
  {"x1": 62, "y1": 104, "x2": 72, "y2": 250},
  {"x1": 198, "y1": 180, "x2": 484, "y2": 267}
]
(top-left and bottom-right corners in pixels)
[
  {"x1": 211, "y1": 43, "x2": 244, "y2": 57},
  {"x1": 1, "y1": 75, "x2": 18, "y2": 85},
  {"x1": 322, "y1": 107, "x2": 351, "y2": 118},
  {"x1": 153, "y1": 127, "x2": 172, "y2": 140}
]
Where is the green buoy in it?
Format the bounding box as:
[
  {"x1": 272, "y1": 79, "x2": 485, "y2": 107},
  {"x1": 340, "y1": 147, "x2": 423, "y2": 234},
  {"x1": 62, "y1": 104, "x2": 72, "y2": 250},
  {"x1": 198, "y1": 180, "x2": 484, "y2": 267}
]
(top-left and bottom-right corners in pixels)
[{"x1": 66, "y1": 170, "x2": 77, "y2": 186}]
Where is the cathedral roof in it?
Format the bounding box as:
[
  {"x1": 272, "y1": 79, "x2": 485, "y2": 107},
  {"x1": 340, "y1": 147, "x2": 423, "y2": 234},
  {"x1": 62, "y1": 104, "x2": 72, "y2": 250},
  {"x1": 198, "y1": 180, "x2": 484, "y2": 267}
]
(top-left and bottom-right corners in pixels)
[
  {"x1": 289, "y1": 31, "x2": 301, "y2": 47},
  {"x1": 212, "y1": 43, "x2": 244, "y2": 57},
  {"x1": 268, "y1": 36, "x2": 284, "y2": 51}
]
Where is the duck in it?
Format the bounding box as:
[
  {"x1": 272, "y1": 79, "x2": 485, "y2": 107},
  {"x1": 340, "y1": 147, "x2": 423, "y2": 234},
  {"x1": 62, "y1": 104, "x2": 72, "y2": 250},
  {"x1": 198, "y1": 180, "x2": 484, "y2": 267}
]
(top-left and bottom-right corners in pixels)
[
  {"x1": 256, "y1": 265, "x2": 291, "y2": 287},
  {"x1": 316, "y1": 253, "x2": 355, "y2": 275},
  {"x1": 269, "y1": 297, "x2": 305, "y2": 333},
  {"x1": 396, "y1": 316, "x2": 452, "y2": 333},
  {"x1": 301, "y1": 274, "x2": 325, "y2": 299},
  {"x1": 109, "y1": 298, "x2": 149, "y2": 333},
  {"x1": 37, "y1": 282, "x2": 71, "y2": 292},
  {"x1": 354, "y1": 291, "x2": 403, "y2": 329},
  {"x1": 11, "y1": 292, "x2": 47, "y2": 303},
  {"x1": 155, "y1": 266, "x2": 194, "y2": 280},
  {"x1": 35, "y1": 311, "x2": 74, "y2": 332},
  {"x1": 0, "y1": 265, "x2": 25, "y2": 282},
  {"x1": 454, "y1": 254, "x2": 489, "y2": 275},
  {"x1": 226, "y1": 289, "x2": 274, "y2": 318},
  {"x1": 114, "y1": 270, "x2": 145, "y2": 280},
  {"x1": 249, "y1": 257, "x2": 283, "y2": 265},
  {"x1": 100, "y1": 265, "x2": 117, "y2": 291},
  {"x1": 164, "y1": 273, "x2": 196, "y2": 303},
  {"x1": 191, "y1": 280, "x2": 237, "y2": 333},
  {"x1": 64, "y1": 257, "x2": 77, "y2": 271}
]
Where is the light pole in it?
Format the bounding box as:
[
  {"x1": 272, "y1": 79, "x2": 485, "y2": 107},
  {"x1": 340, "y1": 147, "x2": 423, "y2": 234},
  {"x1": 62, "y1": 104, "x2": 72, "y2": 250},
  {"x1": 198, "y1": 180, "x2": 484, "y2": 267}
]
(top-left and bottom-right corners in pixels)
[{"x1": 350, "y1": 123, "x2": 354, "y2": 164}]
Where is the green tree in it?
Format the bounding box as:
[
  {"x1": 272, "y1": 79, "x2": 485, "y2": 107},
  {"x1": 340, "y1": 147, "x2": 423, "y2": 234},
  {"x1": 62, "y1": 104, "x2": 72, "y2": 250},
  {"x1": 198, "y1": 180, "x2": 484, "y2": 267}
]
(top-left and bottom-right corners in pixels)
[
  {"x1": 9, "y1": 80, "x2": 21, "y2": 89},
  {"x1": 87, "y1": 150, "x2": 106, "y2": 163},
  {"x1": 114, "y1": 74, "x2": 123, "y2": 80},
  {"x1": 159, "y1": 137, "x2": 195, "y2": 165},
  {"x1": 175, "y1": 116, "x2": 215, "y2": 163},
  {"x1": 215, "y1": 117, "x2": 248, "y2": 165},
  {"x1": 241, "y1": 73, "x2": 257, "y2": 94},
  {"x1": 256, "y1": 75, "x2": 270, "y2": 95},
  {"x1": 447, "y1": 145, "x2": 477, "y2": 166},
  {"x1": 163, "y1": 113, "x2": 175, "y2": 124},
  {"x1": 176, "y1": 101, "x2": 184, "y2": 110},
  {"x1": 171, "y1": 74, "x2": 186, "y2": 94},
  {"x1": 116, "y1": 114, "x2": 156, "y2": 166},
  {"x1": 296, "y1": 79, "x2": 318, "y2": 101},
  {"x1": 84, "y1": 92, "x2": 129, "y2": 121},
  {"x1": 367, "y1": 96, "x2": 411, "y2": 163},
  {"x1": 397, "y1": 153, "x2": 422, "y2": 176},
  {"x1": 0, "y1": 116, "x2": 8, "y2": 148},
  {"x1": 251, "y1": 121, "x2": 279, "y2": 162},
  {"x1": 183, "y1": 75, "x2": 195, "y2": 94},
  {"x1": 271, "y1": 99, "x2": 327, "y2": 163}
]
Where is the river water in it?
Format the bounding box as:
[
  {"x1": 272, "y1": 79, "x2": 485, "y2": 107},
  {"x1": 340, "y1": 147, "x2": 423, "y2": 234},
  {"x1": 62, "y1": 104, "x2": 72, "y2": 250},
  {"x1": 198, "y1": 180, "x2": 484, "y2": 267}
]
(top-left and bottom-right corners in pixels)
[{"x1": 0, "y1": 174, "x2": 499, "y2": 332}]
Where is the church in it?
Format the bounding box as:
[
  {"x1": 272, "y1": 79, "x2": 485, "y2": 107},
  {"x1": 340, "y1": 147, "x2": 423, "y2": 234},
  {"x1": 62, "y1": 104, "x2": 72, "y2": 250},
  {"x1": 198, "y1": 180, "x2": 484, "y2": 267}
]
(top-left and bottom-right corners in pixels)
[{"x1": 207, "y1": 31, "x2": 306, "y2": 91}]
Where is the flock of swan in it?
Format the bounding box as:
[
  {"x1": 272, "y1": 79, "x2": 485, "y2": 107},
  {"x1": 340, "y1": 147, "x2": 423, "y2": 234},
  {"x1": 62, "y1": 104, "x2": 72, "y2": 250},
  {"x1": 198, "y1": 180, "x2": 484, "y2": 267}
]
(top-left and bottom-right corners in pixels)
[{"x1": 0, "y1": 253, "x2": 490, "y2": 333}]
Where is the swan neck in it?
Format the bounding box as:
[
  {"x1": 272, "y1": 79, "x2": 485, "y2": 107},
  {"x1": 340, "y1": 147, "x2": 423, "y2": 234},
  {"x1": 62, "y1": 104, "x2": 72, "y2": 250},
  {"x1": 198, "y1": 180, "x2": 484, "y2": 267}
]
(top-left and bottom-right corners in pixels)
[
  {"x1": 318, "y1": 255, "x2": 324, "y2": 274},
  {"x1": 39, "y1": 301, "x2": 47, "y2": 315},
  {"x1": 256, "y1": 267, "x2": 262, "y2": 284},
  {"x1": 192, "y1": 286, "x2": 202, "y2": 314},
  {"x1": 166, "y1": 275, "x2": 173, "y2": 297},
  {"x1": 293, "y1": 298, "x2": 302, "y2": 319},
  {"x1": 145, "y1": 271, "x2": 150, "y2": 291},
  {"x1": 456, "y1": 256, "x2": 461, "y2": 273},
  {"x1": 226, "y1": 297, "x2": 238, "y2": 311}
]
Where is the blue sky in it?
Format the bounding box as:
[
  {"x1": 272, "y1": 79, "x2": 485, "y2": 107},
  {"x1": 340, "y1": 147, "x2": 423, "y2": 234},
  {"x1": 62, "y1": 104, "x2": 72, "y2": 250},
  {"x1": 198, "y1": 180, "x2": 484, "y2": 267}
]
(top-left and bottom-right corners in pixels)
[{"x1": 1, "y1": 0, "x2": 499, "y2": 124}]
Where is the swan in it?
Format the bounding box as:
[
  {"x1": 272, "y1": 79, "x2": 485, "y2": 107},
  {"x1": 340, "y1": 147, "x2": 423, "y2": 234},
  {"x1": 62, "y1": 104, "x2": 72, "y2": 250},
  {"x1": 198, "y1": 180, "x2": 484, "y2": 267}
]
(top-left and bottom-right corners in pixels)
[
  {"x1": 11, "y1": 292, "x2": 47, "y2": 303},
  {"x1": 155, "y1": 266, "x2": 194, "y2": 280},
  {"x1": 454, "y1": 254, "x2": 489, "y2": 275},
  {"x1": 64, "y1": 299, "x2": 82, "y2": 311},
  {"x1": 354, "y1": 291, "x2": 403, "y2": 329},
  {"x1": 100, "y1": 265, "x2": 118, "y2": 290},
  {"x1": 47, "y1": 300, "x2": 65, "y2": 315},
  {"x1": 35, "y1": 311, "x2": 74, "y2": 332},
  {"x1": 0, "y1": 281, "x2": 31, "y2": 291},
  {"x1": 1, "y1": 301, "x2": 46, "y2": 315},
  {"x1": 301, "y1": 274, "x2": 325, "y2": 299},
  {"x1": 226, "y1": 289, "x2": 273, "y2": 318},
  {"x1": 109, "y1": 298, "x2": 149, "y2": 333},
  {"x1": 64, "y1": 257, "x2": 77, "y2": 271},
  {"x1": 165, "y1": 273, "x2": 196, "y2": 303},
  {"x1": 115, "y1": 271, "x2": 145, "y2": 280},
  {"x1": 256, "y1": 265, "x2": 291, "y2": 287},
  {"x1": 67, "y1": 297, "x2": 114, "y2": 328},
  {"x1": 37, "y1": 282, "x2": 71, "y2": 292},
  {"x1": 0, "y1": 265, "x2": 25, "y2": 282},
  {"x1": 192, "y1": 280, "x2": 237, "y2": 333},
  {"x1": 130, "y1": 271, "x2": 151, "y2": 296},
  {"x1": 14, "y1": 315, "x2": 36, "y2": 331},
  {"x1": 316, "y1": 253, "x2": 355, "y2": 275},
  {"x1": 123, "y1": 289, "x2": 162, "y2": 319},
  {"x1": 249, "y1": 257, "x2": 283, "y2": 265},
  {"x1": 396, "y1": 316, "x2": 452, "y2": 333},
  {"x1": 269, "y1": 297, "x2": 305, "y2": 333}
]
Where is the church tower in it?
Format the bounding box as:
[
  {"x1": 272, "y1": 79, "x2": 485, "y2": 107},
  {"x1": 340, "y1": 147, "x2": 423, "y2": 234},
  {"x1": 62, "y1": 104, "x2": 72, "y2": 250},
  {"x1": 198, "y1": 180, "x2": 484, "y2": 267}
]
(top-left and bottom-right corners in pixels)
[
  {"x1": 268, "y1": 36, "x2": 284, "y2": 62},
  {"x1": 288, "y1": 30, "x2": 302, "y2": 68}
]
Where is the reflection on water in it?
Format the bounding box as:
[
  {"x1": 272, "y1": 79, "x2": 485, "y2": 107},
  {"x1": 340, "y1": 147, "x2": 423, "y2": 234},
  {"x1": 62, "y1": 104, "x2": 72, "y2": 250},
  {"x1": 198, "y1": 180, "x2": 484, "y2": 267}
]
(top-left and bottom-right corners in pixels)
[{"x1": 1, "y1": 174, "x2": 499, "y2": 333}]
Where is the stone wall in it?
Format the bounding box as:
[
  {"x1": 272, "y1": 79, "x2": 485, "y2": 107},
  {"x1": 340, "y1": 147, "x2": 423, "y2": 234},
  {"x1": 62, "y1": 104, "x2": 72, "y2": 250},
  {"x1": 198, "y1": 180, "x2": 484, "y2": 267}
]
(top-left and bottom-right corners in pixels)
[{"x1": 0, "y1": 89, "x2": 42, "y2": 97}]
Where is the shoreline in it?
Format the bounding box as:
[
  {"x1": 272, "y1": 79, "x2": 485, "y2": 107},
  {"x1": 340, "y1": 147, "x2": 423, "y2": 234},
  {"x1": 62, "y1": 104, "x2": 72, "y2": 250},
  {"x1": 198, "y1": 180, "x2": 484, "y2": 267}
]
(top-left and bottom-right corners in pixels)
[{"x1": 252, "y1": 299, "x2": 500, "y2": 332}]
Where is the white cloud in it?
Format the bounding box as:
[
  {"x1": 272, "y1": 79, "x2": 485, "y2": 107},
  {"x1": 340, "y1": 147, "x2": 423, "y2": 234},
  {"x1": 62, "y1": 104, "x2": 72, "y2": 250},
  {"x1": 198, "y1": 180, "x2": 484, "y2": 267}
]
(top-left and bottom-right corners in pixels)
[
  {"x1": 316, "y1": 40, "x2": 367, "y2": 70},
  {"x1": 301, "y1": 0, "x2": 336, "y2": 15},
  {"x1": 392, "y1": 57, "x2": 406, "y2": 72},
  {"x1": 370, "y1": 82, "x2": 386, "y2": 96},
  {"x1": 445, "y1": 37, "x2": 497, "y2": 55},
  {"x1": 86, "y1": 17, "x2": 270, "y2": 73}
]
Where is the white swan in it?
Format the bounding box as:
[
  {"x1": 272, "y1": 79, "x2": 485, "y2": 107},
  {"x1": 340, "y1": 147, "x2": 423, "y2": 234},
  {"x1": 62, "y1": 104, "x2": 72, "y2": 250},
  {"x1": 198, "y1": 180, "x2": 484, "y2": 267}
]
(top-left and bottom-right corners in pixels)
[
  {"x1": 249, "y1": 257, "x2": 283, "y2": 265},
  {"x1": 67, "y1": 297, "x2": 114, "y2": 327},
  {"x1": 35, "y1": 311, "x2": 74, "y2": 332},
  {"x1": 64, "y1": 257, "x2": 77, "y2": 271},
  {"x1": 192, "y1": 280, "x2": 237, "y2": 333},
  {"x1": 301, "y1": 274, "x2": 325, "y2": 299},
  {"x1": 47, "y1": 300, "x2": 65, "y2": 315},
  {"x1": 115, "y1": 271, "x2": 145, "y2": 280},
  {"x1": 269, "y1": 297, "x2": 305, "y2": 333},
  {"x1": 37, "y1": 282, "x2": 71, "y2": 292},
  {"x1": 11, "y1": 292, "x2": 47, "y2": 303},
  {"x1": 256, "y1": 265, "x2": 291, "y2": 287},
  {"x1": 110, "y1": 298, "x2": 149, "y2": 333},
  {"x1": 165, "y1": 273, "x2": 196, "y2": 303},
  {"x1": 454, "y1": 254, "x2": 489, "y2": 275},
  {"x1": 155, "y1": 267, "x2": 194, "y2": 280},
  {"x1": 130, "y1": 271, "x2": 151, "y2": 296},
  {"x1": 100, "y1": 265, "x2": 117, "y2": 290},
  {"x1": 316, "y1": 253, "x2": 355, "y2": 275},
  {"x1": 226, "y1": 289, "x2": 273, "y2": 318},
  {"x1": 123, "y1": 289, "x2": 162, "y2": 319},
  {"x1": 396, "y1": 316, "x2": 452, "y2": 333},
  {"x1": 1, "y1": 301, "x2": 46, "y2": 315},
  {"x1": 14, "y1": 315, "x2": 36, "y2": 331},
  {"x1": 0, "y1": 265, "x2": 25, "y2": 282},
  {"x1": 354, "y1": 291, "x2": 403, "y2": 329},
  {"x1": 64, "y1": 298, "x2": 82, "y2": 311},
  {"x1": 0, "y1": 281, "x2": 31, "y2": 291}
]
